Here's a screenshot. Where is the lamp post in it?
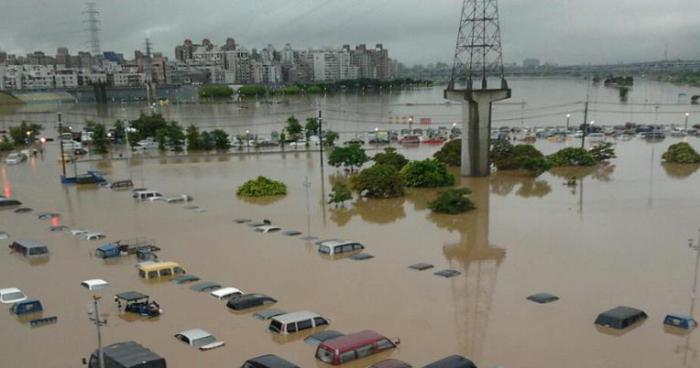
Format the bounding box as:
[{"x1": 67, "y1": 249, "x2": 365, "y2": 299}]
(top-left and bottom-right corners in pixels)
[
  {"x1": 88, "y1": 295, "x2": 107, "y2": 368},
  {"x1": 566, "y1": 114, "x2": 571, "y2": 132},
  {"x1": 689, "y1": 229, "x2": 700, "y2": 301},
  {"x1": 245, "y1": 130, "x2": 250, "y2": 153},
  {"x1": 685, "y1": 112, "x2": 690, "y2": 132},
  {"x1": 581, "y1": 120, "x2": 593, "y2": 149}
]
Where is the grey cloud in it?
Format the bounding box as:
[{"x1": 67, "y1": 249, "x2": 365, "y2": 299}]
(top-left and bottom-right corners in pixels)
[{"x1": 0, "y1": 0, "x2": 698, "y2": 65}]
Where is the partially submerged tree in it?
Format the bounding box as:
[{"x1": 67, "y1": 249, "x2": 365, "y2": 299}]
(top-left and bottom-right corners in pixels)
[
  {"x1": 237, "y1": 176, "x2": 288, "y2": 197},
  {"x1": 662, "y1": 142, "x2": 700, "y2": 164},
  {"x1": 433, "y1": 139, "x2": 461, "y2": 166},
  {"x1": 491, "y1": 140, "x2": 552, "y2": 176},
  {"x1": 373, "y1": 147, "x2": 408, "y2": 170},
  {"x1": 429, "y1": 187, "x2": 476, "y2": 214},
  {"x1": 328, "y1": 144, "x2": 369, "y2": 172},
  {"x1": 589, "y1": 142, "x2": 616, "y2": 162},
  {"x1": 91, "y1": 123, "x2": 110, "y2": 154},
  {"x1": 328, "y1": 183, "x2": 353, "y2": 207},
  {"x1": 401, "y1": 159, "x2": 456, "y2": 188},
  {"x1": 285, "y1": 116, "x2": 303, "y2": 140},
  {"x1": 323, "y1": 130, "x2": 339, "y2": 146},
  {"x1": 548, "y1": 147, "x2": 596, "y2": 167},
  {"x1": 351, "y1": 164, "x2": 404, "y2": 198}
]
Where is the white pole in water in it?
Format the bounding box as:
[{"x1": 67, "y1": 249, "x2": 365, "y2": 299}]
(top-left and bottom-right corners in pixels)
[
  {"x1": 690, "y1": 229, "x2": 700, "y2": 299},
  {"x1": 304, "y1": 177, "x2": 311, "y2": 239}
]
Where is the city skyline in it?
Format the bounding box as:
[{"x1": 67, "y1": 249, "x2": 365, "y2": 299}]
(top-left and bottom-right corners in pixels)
[{"x1": 1, "y1": 0, "x2": 699, "y2": 66}]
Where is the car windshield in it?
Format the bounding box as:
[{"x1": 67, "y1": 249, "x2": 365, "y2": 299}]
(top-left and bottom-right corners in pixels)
[
  {"x1": 3, "y1": 292, "x2": 25, "y2": 300},
  {"x1": 316, "y1": 347, "x2": 334, "y2": 363},
  {"x1": 192, "y1": 335, "x2": 217, "y2": 347}
]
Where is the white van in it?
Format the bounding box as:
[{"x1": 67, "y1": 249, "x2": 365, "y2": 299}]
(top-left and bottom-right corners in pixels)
[
  {"x1": 268, "y1": 311, "x2": 330, "y2": 335},
  {"x1": 317, "y1": 240, "x2": 365, "y2": 256},
  {"x1": 133, "y1": 190, "x2": 162, "y2": 201}
]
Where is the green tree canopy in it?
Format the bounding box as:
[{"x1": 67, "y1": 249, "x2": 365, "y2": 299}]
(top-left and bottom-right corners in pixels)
[
  {"x1": 323, "y1": 130, "x2": 339, "y2": 146},
  {"x1": 352, "y1": 164, "x2": 405, "y2": 198},
  {"x1": 328, "y1": 183, "x2": 353, "y2": 207},
  {"x1": 210, "y1": 129, "x2": 231, "y2": 150},
  {"x1": 237, "y1": 176, "x2": 288, "y2": 197},
  {"x1": 8, "y1": 121, "x2": 43, "y2": 146},
  {"x1": 433, "y1": 139, "x2": 461, "y2": 166},
  {"x1": 590, "y1": 142, "x2": 616, "y2": 162},
  {"x1": 401, "y1": 159, "x2": 456, "y2": 188},
  {"x1": 199, "y1": 85, "x2": 234, "y2": 98},
  {"x1": 548, "y1": 147, "x2": 596, "y2": 167},
  {"x1": 305, "y1": 118, "x2": 320, "y2": 139},
  {"x1": 92, "y1": 123, "x2": 110, "y2": 154},
  {"x1": 286, "y1": 116, "x2": 303, "y2": 140},
  {"x1": 186, "y1": 124, "x2": 201, "y2": 151},
  {"x1": 491, "y1": 140, "x2": 552, "y2": 176},
  {"x1": 328, "y1": 144, "x2": 369, "y2": 172},
  {"x1": 662, "y1": 142, "x2": 700, "y2": 164},
  {"x1": 373, "y1": 147, "x2": 409, "y2": 170}
]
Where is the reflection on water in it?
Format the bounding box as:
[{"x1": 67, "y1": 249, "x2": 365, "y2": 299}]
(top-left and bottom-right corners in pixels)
[
  {"x1": 549, "y1": 163, "x2": 616, "y2": 183},
  {"x1": 490, "y1": 172, "x2": 552, "y2": 198},
  {"x1": 662, "y1": 163, "x2": 700, "y2": 179},
  {"x1": 330, "y1": 197, "x2": 406, "y2": 226}
]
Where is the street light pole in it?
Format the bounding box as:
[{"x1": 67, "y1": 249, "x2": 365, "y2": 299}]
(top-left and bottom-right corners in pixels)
[
  {"x1": 89, "y1": 295, "x2": 107, "y2": 368},
  {"x1": 566, "y1": 114, "x2": 571, "y2": 132},
  {"x1": 685, "y1": 112, "x2": 690, "y2": 132}
]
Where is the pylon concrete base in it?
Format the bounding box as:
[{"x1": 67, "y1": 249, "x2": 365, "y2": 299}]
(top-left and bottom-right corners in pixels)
[{"x1": 445, "y1": 88, "x2": 511, "y2": 177}]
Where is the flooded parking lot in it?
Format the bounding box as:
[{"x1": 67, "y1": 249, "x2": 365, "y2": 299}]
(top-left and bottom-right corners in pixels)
[{"x1": 1, "y1": 135, "x2": 699, "y2": 367}]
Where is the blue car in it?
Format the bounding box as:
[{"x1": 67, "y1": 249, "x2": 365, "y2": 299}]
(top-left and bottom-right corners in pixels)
[
  {"x1": 663, "y1": 314, "x2": 697, "y2": 330},
  {"x1": 96, "y1": 244, "x2": 121, "y2": 259}
]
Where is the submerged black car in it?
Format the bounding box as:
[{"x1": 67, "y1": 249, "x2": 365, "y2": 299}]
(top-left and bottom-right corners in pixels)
[{"x1": 226, "y1": 293, "x2": 277, "y2": 310}]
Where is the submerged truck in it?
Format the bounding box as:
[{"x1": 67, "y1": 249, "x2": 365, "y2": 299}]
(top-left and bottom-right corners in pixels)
[{"x1": 84, "y1": 341, "x2": 166, "y2": 368}]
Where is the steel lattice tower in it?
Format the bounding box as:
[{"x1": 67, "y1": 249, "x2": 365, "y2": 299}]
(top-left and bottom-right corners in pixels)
[
  {"x1": 84, "y1": 2, "x2": 101, "y2": 55},
  {"x1": 449, "y1": 0, "x2": 506, "y2": 91},
  {"x1": 445, "y1": 0, "x2": 510, "y2": 177}
]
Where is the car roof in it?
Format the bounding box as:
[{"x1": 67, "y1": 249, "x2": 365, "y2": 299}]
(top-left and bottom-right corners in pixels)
[
  {"x1": 211, "y1": 287, "x2": 242, "y2": 297},
  {"x1": 597, "y1": 306, "x2": 647, "y2": 320},
  {"x1": 233, "y1": 293, "x2": 274, "y2": 302},
  {"x1": 81, "y1": 279, "x2": 109, "y2": 287},
  {"x1": 191, "y1": 282, "x2": 221, "y2": 291},
  {"x1": 138, "y1": 261, "x2": 182, "y2": 272},
  {"x1": 320, "y1": 330, "x2": 388, "y2": 351},
  {"x1": 369, "y1": 359, "x2": 413, "y2": 368},
  {"x1": 305, "y1": 330, "x2": 344, "y2": 343},
  {"x1": 101, "y1": 341, "x2": 164, "y2": 367},
  {"x1": 116, "y1": 291, "x2": 149, "y2": 301},
  {"x1": 666, "y1": 313, "x2": 694, "y2": 321},
  {"x1": 0, "y1": 287, "x2": 22, "y2": 294},
  {"x1": 272, "y1": 311, "x2": 322, "y2": 323},
  {"x1": 254, "y1": 308, "x2": 288, "y2": 320},
  {"x1": 177, "y1": 329, "x2": 211, "y2": 340},
  {"x1": 423, "y1": 355, "x2": 477, "y2": 368},
  {"x1": 247, "y1": 354, "x2": 300, "y2": 368},
  {"x1": 13, "y1": 239, "x2": 47, "y2": 248},
  {"x1": 97, "y1": 244, "x2": 118, "y2": 251}
]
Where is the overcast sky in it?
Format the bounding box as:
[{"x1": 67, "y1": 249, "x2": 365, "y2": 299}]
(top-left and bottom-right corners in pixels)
[{"x1": 0, "y1": 0, "x2": 698, "y2": 66}]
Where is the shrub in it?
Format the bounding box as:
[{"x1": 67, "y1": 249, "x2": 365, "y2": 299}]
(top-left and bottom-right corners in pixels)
[
  {"x1": 373, "y1": 147, "x2": 408, "y2": 170},
  {"x1": 548, "y1": 147, "x2": 596, "y2": 167},
  {"x1": 401, "y1": 159, "x2": 456, "y2": 188},
  {"x1": 434, "y1": 139, "x2": 461, "y2": 166},
  {"x1": 238, "y1": 85, "x2": 268, "y2": 97},
  {"x1": 237, "y1": 176, "x2": 288, "y2": 197},
  {"x1": 429, "y1": 188, "x2": 476, "y2": 214},
  {"x1": 199, "y1": 85, "x2": 234, "y2": 98},
  {"x1": 328, "y1": 183, "x2": 353, "y2": 207},
  {"x1": 662, "y1": 142, "x2": 700, "y2": 164},
  {"x1": 491, "y1": 141, "x2": 552, "y2": 176},
  {"x1": 352, "y1": 164, "x2": 404, "y2": 198}
]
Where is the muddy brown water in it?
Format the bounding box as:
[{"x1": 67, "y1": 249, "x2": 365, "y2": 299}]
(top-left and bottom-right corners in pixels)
[{"x1": 1, "y1": 137, "x2": 700, "y2": 368}]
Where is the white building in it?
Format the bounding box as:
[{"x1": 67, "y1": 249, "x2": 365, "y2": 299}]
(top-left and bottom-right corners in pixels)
[{"x1": 113, "y1": 72, "x2": 145, "y2": 87}]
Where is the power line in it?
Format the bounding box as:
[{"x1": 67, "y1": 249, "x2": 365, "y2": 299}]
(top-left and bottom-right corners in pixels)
[{"x1": 83, "y1": 2, "x2": 101, "y2": 55}]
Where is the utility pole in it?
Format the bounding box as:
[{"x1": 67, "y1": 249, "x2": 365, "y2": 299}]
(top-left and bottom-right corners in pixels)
[
  {"x1": 689, "y1": 229, "x2": 700, "y2": 314},
  {"x1": 58, "y1": 113, "x2": 66, "y2": 178},
  {"x1": 301, "y1": 177, "x2": 315, "y2": 241},
  {"x1": 318, "y1": 110, "x2": 324, "y2": 171},
  {"x1": 88, "y1": 295, "x2": 107, "y2": 368},
  {"x1": 685, "y1": 112, "x2": 690, "y2": 132},
  {"x1": 580, "y1": 101, "x2": 589, "y2": 149}
]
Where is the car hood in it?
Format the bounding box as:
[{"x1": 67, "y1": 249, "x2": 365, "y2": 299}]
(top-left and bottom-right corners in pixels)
[{"x1": 198, "y1": 341, "x2": 225, "y2": 351}]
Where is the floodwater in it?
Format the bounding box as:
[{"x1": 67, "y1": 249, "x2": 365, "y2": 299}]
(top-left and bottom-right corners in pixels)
[
  {"x1": 1, "y1": 78, "x2": 700, "y2": 368},
  {"x1": 2, "y1": 77, "x2": 700, "y2": 143},
  {"x1": 1, "y1": 135, "x2": 700, "y2": 368}
]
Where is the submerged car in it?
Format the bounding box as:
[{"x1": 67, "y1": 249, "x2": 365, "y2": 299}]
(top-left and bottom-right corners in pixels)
[
  {"x1": 423, "y1": 355, "x2": 477, "y2": 368},
  {"x1": 227, "y1": 293, "x2": 277, "y2": 311},
  {"x1": 81, "y1": 279, "x2": 110, "y2": 291},
  {"x1": 210, "y1": 287, "x2": 243, "y2": 300},
  {"x1": 317, "y1": 240, "x2": 365, "y2": 256},
  {"x1": 115, "y1": 291, "x2": 162, "y2": 318},
  {"x1": 0, "y1": 287, "x2": 28, "y2": 304},
  {"x1": 595, "y1": 306, "x2": 648, "y2": 330},
  {"x1": 315, "y1": 330, "x2": 399, "y2": 365},
  {"x1": 84, "y1": 341, "x2": 166, "y2": 368},
  {"x1": 269, "y1": 311, "x2": 330, "y2": 335},
  {"x1": 254, "y1": 225, "x2": 282, "y2": 234},
  {"x1": 174, "y1": 329, "x2": 225, "y2": 351},
  {"x1": 5, "y1": 152, "x2": 27, "y2": 165},
  {"x1": 304, "y1": 330, "x2": 345, "y2": 345},
  {"x1": 241, "y1": 354, "x2": 300, "y2": 368}
]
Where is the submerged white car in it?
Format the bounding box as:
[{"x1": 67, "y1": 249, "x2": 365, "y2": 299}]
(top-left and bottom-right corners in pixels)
[
  {"x1": 5, "y1": 153, "x2": 27, "y2": 165},
  {"x1": 210, "y1": 287, "x2": 243, "y2": 300},
  {"x1": 174, "y1": 329, "x2": 225, "y2": 351},
  {"x1": 0, "y1": 287, "x2": 28, "y2": 304},
  {"x1": 254, "y1": 225, "x2": 282, "y2": 234}
]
